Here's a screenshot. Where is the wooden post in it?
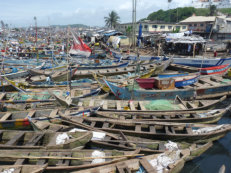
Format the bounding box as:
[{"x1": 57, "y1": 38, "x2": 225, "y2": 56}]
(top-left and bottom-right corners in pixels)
[{"x1": 193, "y1": 43, "x2": 196, "y2": 58}]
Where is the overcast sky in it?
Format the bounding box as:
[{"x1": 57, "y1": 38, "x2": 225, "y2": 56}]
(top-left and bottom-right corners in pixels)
[{"x1": 1, "y1": 0, "x2": 192, "y2": 27}]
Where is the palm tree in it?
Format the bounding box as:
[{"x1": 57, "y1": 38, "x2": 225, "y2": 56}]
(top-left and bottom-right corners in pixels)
[{"x1": 104, "y1": 11, "x2": 120, "y2": 29}]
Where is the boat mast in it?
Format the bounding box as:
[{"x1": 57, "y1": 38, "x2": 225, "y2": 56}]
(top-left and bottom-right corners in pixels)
[
  {"x1": 131, "y1": 0, "x2": 137, "y2": 101},
  {"x1": 34, "y1": 16, "x2": 38, "y2": 63},
  {"x1": 66, "y1": 27, "x2": 71, "y2": 93},
  {"x1": 132, "y1": 0, "x2": 137, "y2": 51}
]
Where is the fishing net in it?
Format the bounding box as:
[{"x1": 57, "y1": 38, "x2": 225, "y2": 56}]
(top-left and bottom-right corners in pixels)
[
  {"x1": 145, "y1": 100, "x2": 181, "y2": 111},
  {"x1": 10, "y1": 91, "x2": 63, "y2": 101},
  {"x1": 127, "y1": 82, "x2": 142, "y2": 91},
  {"x1": 220, "y1": 79, "x2": 231, "y2": 84}
]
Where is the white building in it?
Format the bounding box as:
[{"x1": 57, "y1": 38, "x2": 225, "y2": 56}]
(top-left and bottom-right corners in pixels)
[{"x1": 192, "y1": 0, "x2": 231, "y2": 8}]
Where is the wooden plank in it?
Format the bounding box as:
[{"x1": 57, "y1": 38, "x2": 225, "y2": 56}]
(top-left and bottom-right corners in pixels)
[
  {"x1": 0, "y1": 93, "x2": 6, "y2": 100},
  {"x1": 36, "y1": 152, "x2": 48, "y2": 165},
  {"x1": 140, "y1": 158, "x2": 157, "y2": 173},
  {"x1": 116, "y1": 164, "x2": 131, "y2": 173},
  {"x1": 186, "y1": 127, "x2": 193, "y2": 134},
  {"x1": 14, "y1": 152, "x2": 29, "y2": 166},
  {"x1": 165, "y1": 126, "x2": 171, "y2": 135},
  {"x1": 27, "y1": 110, "x2": 36, "y2": 118},
  {"x1": 89, "y1": 100, "x2": 95, "y2": 107},
  {"x1": 186, "y1": 102, "x2": 197, "y2": 109},
  {"x1": 57, "y1": 152, "x2": 72, "y2": 166},
  {"x1": 138, "y1": 102, "x2": 146, "y2": 111},
  {"x1": 102, "y1": 122, "x2": 109, "y2": 128},
  {"x1": 135, "y1": 125, "x2": 141, "y2": 132},
  {"x1": 102, "y1": 101, "x2": 108, "y2": 110},
  {"x1": 170, "y1": 127, "x2": 176, "y2": 134},
  {"x1": 0, "y1": 113, "x2": 12, "y2": 121},
  {"x1": 77, "y1": 101, "x2": 83, "y2": 107},
  {"x1": 150, "y1": 126, "x2": 156, "y2": 133},
  {"x1": 90, "y1": 121, "x2": 96, "y2": 127},
  {"x1": 164, "y1": 115, "x2": 170, "y2": 119},
  {"x1": 129, "y1": 101, "x2": 136, "y2": 111},
  {"x1": 200, "y1": 78, "x2": 219, "y2": 86},
  {"x1": 116, "y1": 101, "x2": 121, "y2": 110},
  {"x1": 25, "y1": 133, "x2": 45, "y2": 146},
  {"x1": 49, "y1": 109, "x2": 59, "y2": 118},
  {"x1": 5, "y1": 132, "x2": 25, "y2": 146}
]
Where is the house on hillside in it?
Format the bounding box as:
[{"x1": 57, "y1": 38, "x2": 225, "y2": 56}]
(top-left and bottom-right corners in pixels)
[
  {"x1": 115, "y1": 21, "x2": 188, "y2": 35},
  {"x1": 192, "y1": 0, "x2": 231, "y2": 8},
  {"x1": 180, "y1": 16, "x2": 231, "y2": 40}
]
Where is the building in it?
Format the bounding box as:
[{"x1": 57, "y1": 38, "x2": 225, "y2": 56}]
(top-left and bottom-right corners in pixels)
[
  {"x1": 180, "y1": 15, "x2": 231, "y2": 40},
  {"x1": 180, "y1": 16, "x2": 215, "y2": 33},
  {"x1": 115, "y1": 21, "x2": 188, "y2": 35},
  {"x1": 192, "y1": 0, "x2": 231, "y2": 8}
]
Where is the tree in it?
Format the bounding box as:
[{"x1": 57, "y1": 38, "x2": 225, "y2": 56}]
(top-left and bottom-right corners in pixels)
[
  {"x1": 209, "y1": 5, "x2": 217, "y2": 16},
  {"x1": 104, "y1": 11, "x2": 120, "y2": 29}
]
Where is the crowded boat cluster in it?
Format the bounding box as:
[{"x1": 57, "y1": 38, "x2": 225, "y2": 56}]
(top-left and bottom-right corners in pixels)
[{"x1": 0, "y1": 25, "x2": 230, "y2": 173}]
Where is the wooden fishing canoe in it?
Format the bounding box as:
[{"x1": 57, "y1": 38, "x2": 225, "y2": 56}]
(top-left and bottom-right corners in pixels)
[
  {"x1": 0, "y1": 149, "x2": 140, "y2": 172},
  {"x1": 0, "y1": 165, "x2": 47, "y2": 173},
  {"x1": 94, "y1": 105, "x2": 231, "y2": 124},
  {"x1": 61, "y1": 115, "x2": 231, "y2": 143},
  {"x1": 0, "y1": 88, "x2": 103, "y2": 104},
  {"x1": 1, "y1": 62, "x2": 45, "y2": 80},
  {"x1": 105, "y1": 74, "x2": 231, "y2": 100},
  {"x1": 74, "y1": 127, "x2": 213, "y2": 156},
  {"x1": 27, "y1": 68, "x2": 78, "y2": 83},
  {"x1": 0, "y1": 130, "x2": 92, "y2": 149},
  {"x1": 72, "y1": 60, "x2": 168, "y2": 79},
  {"x1": 92, "y1": 68, "x2": 156, "y2": 93},
  {"x1": 73, "y1": 149, "x2": 189, "y2": 173},
  {"x1": 76, "y1": 95, "x2": 226, "y2": 113}
]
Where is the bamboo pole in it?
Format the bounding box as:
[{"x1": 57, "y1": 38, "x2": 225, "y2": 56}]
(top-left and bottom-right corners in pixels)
[{"x1": 3, "y1": 154, "x2": 144, "y2": 161}]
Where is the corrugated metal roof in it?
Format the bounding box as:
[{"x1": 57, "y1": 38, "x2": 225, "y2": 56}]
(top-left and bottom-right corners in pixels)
[{"x1": 180, "y1": 16, "x2": 218, "y2": 23}]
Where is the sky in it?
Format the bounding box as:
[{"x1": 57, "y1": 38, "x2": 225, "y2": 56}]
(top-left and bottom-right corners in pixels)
[{"x1": 0, "y1": 0, "x2": 192, "y2": 27}]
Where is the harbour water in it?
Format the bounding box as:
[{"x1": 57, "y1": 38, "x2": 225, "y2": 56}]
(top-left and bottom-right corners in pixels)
[{"x1": 181, "y1": 100, "x2": 231, "y2": 173}]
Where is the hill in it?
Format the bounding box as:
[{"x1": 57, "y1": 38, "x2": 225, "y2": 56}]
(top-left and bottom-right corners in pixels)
[
  {"x1": 145, "y1": 7, "x2": 231, "y2": 23},
  {"x1": 51, "y1": 24, "x2": 88, "y2": 28}
]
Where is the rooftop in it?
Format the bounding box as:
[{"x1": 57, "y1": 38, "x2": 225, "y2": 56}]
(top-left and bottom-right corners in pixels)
[{"x1": 180, "y1": 16, "x2": 218, "y2": 23}]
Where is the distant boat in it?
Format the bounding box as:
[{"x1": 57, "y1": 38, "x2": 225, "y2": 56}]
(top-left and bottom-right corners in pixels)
[
  {"x1": 173, "y1": 56, "x2": 231, "y2": 68},
  {"x1": 69, "y1": 31, "x2": 91, "y2": 57},
  {"x1": 200, "y1": 64, "x2": 230, "y2": 75}
]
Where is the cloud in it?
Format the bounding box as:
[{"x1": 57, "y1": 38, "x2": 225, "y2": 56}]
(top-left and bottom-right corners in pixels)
[
  {"x1": 118, "y1": 1, "x2": 132, "y2": 10},
  {"x1": 0, "y1": 0, "x2": 193, "y2": 27}
]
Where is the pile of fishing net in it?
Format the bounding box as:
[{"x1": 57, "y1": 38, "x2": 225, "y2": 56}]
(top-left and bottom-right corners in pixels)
[{"x1": 145, "y1": 100, "x2": 181, "y2": 111}]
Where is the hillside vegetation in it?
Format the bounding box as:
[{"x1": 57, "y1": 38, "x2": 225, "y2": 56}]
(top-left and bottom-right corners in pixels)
[{"x1": 145, "y1": 7, "x2": 231, "y2": 23}]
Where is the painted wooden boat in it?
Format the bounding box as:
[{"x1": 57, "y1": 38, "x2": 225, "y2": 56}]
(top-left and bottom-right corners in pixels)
[
  {"x1": 200, "y1": 64, "x2": 230, "y2": 75},
  {"x1": 72, "y1": 149, "x2": 190, "y2": 173},
  {"x1": 93, "y1": 68, "x2": 156, "y2": 92},
  {"x1": 27, "y1": 68, "x2": 78, "y2": 82},
  {"x1": 0, "y1": 165, "x2": 47, "y2": 173},
  {"x1": 0, "y1": 130, "x2": 92, "y2": 149},
  {"x1": 173, "y1": 56, "x2": 231, "y2": 68},
  {"x1": 62, "y1": 116, "x2": 231, "y2": 143},
  {"x1": 0, "y1": 62, "x2": 45, "y2": 80},
  {"x1": 76, "y1": 62, "x2": 129, "y2": 70},
  {"x1": 105, "y1": 74, "x2": 231, "y2": 100},
  {"x1": 76, "y1": 96, "x2": 226, "y2": 113},
  {"x1": 94, "y1": 105, "x2": 230, "y2": 124},
  {"x1": 0, "y1": 149, "x2": 140, "y2": 172}
]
